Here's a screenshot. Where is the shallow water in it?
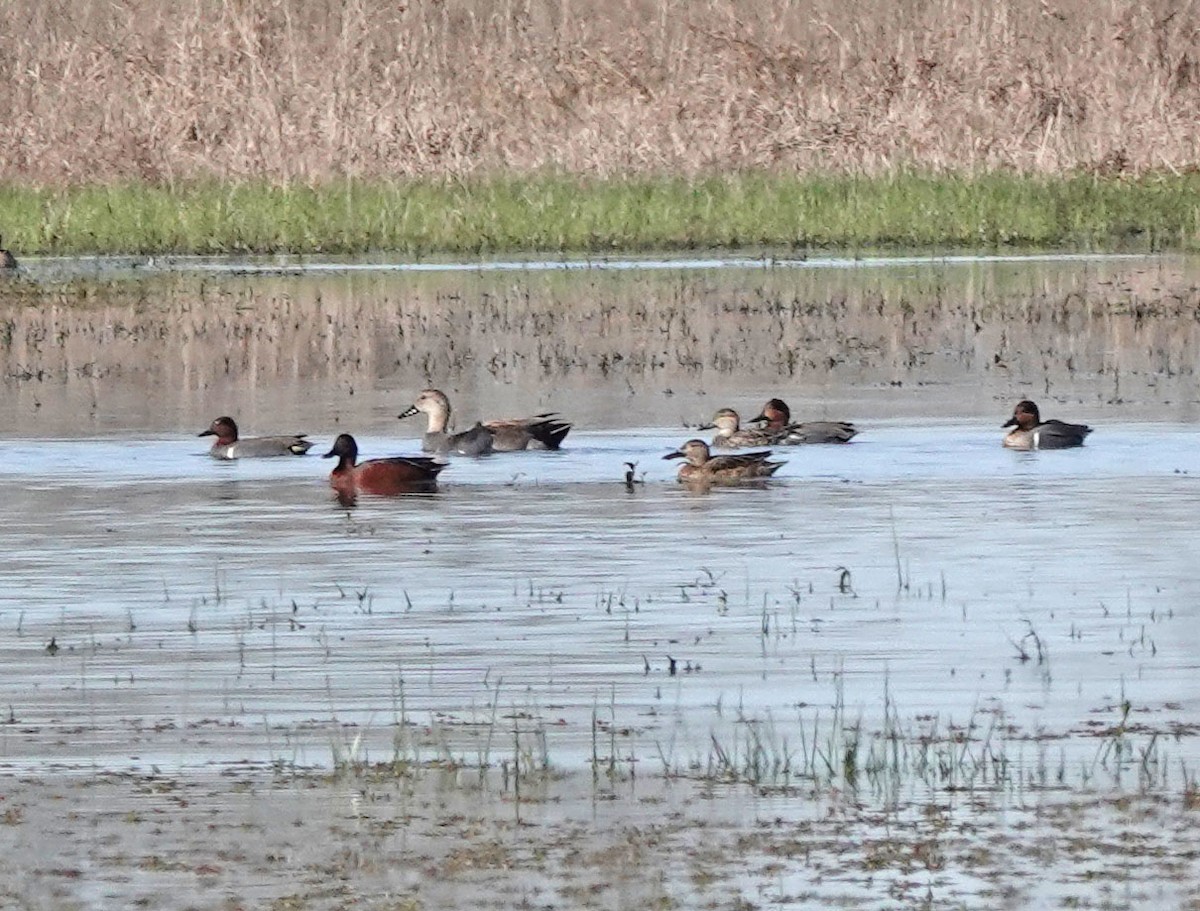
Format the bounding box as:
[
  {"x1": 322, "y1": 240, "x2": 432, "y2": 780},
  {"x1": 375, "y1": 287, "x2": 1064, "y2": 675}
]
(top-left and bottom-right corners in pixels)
[
  {"x1": 2, "y1": 253, "x2": 1199, "y2": 907},
  {"x1": 2, "y1": 420, "x2": 1197, "y2": 773},
  {"x1": 4, "y1": 249, "x2": 1200, "y2": 439},
  {"x1": 1, "y1": 251, "x2": 1197, "y2": 773}
]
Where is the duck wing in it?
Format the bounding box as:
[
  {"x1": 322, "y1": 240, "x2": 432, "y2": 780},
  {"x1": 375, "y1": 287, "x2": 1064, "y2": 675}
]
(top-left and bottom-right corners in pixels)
[
  {"x1": 704, "y1": 450, "x2": 777, "y2": 471},
  {"x1": 1033, "y1": 420, "x2": 1092, "y2": 449},
  {"x1": 778, "y1": 421, "x2": 858, "y2": 444},
  {"x1": 234, "y1": 435, "x2": 314, "y2": 457},
  {"x1": 484, "y1": 413, "x2": 571, "y2": 450},
  {"x1": 713, "y1": 427, "x2": 777, "y2": 449},
  {"x1": 366, "y1": 455, "x2": 446, "y2": 473},
  {"x1": 447, "y1": 422, "x2": 496, "y2": 456}
]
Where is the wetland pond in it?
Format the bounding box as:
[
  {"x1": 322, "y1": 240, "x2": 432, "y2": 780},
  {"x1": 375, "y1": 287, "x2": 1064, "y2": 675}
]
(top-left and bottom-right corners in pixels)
[{"x1": 1, "y1": 253, "x2": 1199, "y2": 909}]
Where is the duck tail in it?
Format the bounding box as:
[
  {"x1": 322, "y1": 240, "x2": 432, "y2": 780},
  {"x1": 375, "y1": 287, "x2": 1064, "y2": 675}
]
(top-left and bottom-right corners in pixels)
[{"x1": 528, "y1": 414, "x2": 572, "y2": 450}]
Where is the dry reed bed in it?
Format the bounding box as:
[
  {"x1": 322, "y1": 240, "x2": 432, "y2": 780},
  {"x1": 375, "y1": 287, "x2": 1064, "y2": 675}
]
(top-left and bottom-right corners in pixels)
[{"x1": 3, "y1": 0, "x2": 1200, "y2": 184}]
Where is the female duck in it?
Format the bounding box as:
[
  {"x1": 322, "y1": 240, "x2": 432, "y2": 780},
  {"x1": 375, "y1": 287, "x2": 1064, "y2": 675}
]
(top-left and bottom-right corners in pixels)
[
  {"x1": 1002, "y1": 400, "x2": 1092, "y2": 450},
  {"x1": 699, "y1": 408, "x2": 779, "y2": 450},
  {"x1": 323, "y1": 433, "x2": 446, "y2": 497},
  {"x1": 750, "y1": 398, "x2": 858, "y2": 444},
  {"x1": 663, "y1": 439, "x2": 784, "y2": 482},
  {"x1": 399, "y1": 388, "x2": 571, "y2": 455},
  {"x1": 199, "y1": 416, "x2": 313, "y2": 459}
]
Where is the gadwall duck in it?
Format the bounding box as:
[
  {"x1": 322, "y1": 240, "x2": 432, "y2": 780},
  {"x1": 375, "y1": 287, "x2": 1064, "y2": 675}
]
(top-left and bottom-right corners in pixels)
[
  {"x1": 398, "y1": 388, "x2": 571, "y2": 455},
  {"x1": 323, "y1": 433, "x2": 445, "y2": 498},
  {"x1": 750, "y1": 398, "x2": 858, "y2": 444},
  {"x1": 664, "y1": 439, "x2": 784, "y2": 482},
  {"x1": 1002, "y1": 400, "x2": 1092, "y2": 450},
  {"x1": 0, "y1": 235, "x2": 16, "y2": 270},
  {"x1": 698, "y1": 408, "x2": 780, "y2": 450},
  {"x1": 199, "y1": 416, "x2": 313, "y2": 459}
]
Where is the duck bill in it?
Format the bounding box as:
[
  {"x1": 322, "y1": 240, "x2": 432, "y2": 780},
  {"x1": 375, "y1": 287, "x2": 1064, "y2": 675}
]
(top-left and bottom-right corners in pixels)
[
  {"x1": 663, "y1": 451, "x2": 685, "y2": 461},
  {"x1": 748, "y1": 413, "x2": 768, "y2": 424},
  {"x1": 397, "y1": 405, "x2": 420, "y2": 419},
  {"x1": 696, "y1": 422, "x2": 716, "y2": 431},
  {"x1": 1001, "y1": 418, "x2": 1017, "y2": 428},
  {"x1": 198, "y1": 429, "x2": 216, "y2": 437},
  {"x1": 321, "y1": 448, "x2": 337, "y2": 458}
]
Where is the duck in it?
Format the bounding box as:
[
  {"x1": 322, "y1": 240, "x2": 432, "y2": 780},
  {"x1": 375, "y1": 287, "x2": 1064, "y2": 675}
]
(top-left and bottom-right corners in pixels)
[
  {"x1": 698, "y1": 408, "x2": 781, "y2": 450},
  {"x1": 323, "y1": 433, "x2": 446, "y2": 498},
  {"x1": 199, "y1": 416, "x2": 313, "y2": 459},
  {"x1": 750, "y1": 398, "x2": 858, "y2": 444},
  {"x1": 0, "y1": 235, "x2": 16, "y2": 270},
  {"x1": 663, "y1": 439, "x2": 785, "y2": 482},
  {"x1": 1002, "y1": 400, "x2": 1092, "y2": 450},
  {"x1": 398, "y1": 388, "x2": 571, "y2": 455}
]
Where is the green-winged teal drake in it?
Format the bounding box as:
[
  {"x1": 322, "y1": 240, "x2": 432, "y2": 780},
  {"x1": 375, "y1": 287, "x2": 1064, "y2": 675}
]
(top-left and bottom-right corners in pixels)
[
  {"x1": 199, "y1": 416, "x2": 313, "y2": 459},
  {"x1": 323, "y1": 433, "x2": 446, "y2": 498},
  {"x1": 750, "y1": 398, "x2": 858, "y2": 444},
  {"x1": 1002, "y1": 400, "x2": 1092, "y2": 450},
  {"x1": 664, "y1": 439, "x2": 784, "y2": 482},
  {"x1": 699, "y1": 408, "x2": 779, "y2": 449},
  {"x1": 398, "y1": 388, "x2": 571, "y2": 455}
]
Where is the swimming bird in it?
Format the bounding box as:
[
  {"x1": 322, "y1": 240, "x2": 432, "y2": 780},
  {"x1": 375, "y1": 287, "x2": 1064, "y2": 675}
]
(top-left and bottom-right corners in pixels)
[
  {"x1": 663, "y1": 438, "x2": 784, "y2": 482},
  {"x1": 398, "y1": 388, "x2": 571, "y2": 455},
  {"x1": 1, "y1": 235, "x2": 16, "y2": 270},
  {"x1": 1002, "y1": 400, "x2": 1092, "y2": 450},
  {"x1": 698, "y1": 408, "x2": 781, "y2": 449},
  {"x1": 199, "y1": 416, "x2": 313, "y2": 459},
  {"x1": 323, "y1": 433, "x2": 446, "y2": 499},
  {"x1": 749, "y1": 398, "x2": 858, "y2": 444},
  {"x1": 624, "y1": 461, "x2": 645, "y2": 492}
]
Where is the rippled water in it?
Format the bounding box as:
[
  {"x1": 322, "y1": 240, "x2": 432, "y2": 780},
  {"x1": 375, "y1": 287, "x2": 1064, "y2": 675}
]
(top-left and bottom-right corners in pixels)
[{"x1": 1, "y1": 253, "x2": 1198, "y2": 781}]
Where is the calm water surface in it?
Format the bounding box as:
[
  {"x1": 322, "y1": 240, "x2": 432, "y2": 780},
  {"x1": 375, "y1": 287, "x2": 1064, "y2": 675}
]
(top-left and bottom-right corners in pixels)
[{"x1": 1, "y1": 253, "x2": 1198, "y2": 781}]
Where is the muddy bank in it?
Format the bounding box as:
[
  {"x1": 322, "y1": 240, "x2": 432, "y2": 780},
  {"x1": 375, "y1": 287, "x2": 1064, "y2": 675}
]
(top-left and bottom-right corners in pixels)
[{"x1": 2, "y1": 766, "x2": 1197, "y2": 911}]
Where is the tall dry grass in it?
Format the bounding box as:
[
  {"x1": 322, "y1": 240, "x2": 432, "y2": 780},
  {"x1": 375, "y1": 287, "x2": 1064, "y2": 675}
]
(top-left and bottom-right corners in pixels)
[{"x1": 2, "y1": 0, "x2": 1199, "y2": 184}]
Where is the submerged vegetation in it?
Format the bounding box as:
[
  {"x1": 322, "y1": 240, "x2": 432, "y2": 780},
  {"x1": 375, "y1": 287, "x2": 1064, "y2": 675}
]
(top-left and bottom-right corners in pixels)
[
  {"x1": 6, "y1": 557, "x2": 1196, "y2": 907},
  {"x1": 0, "y1": 173, "x2": 1198, "y2": 256}
]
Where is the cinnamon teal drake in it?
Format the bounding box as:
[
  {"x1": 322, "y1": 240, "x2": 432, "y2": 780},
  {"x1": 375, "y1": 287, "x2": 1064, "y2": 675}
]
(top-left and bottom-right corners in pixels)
[
  {"x1": 664, "y1": 439, "x2": 784, "y2": 482},
  {"x1": 699, "y1": 408, "x2": 781, "y2": 449},
  {"x1": 398, "y1": 388, "x2": 571, "y2": 455},
  {"x1": 323, "y1": 433, "x2": 446, "y2": 499},
  {"x1": 1002, "y1": 400, "x2": 1092, "y2": 450},
  {"x1": 199, "y1": 416, "x2": 313, "y2": 459},
  {"x1": 750, "y1": 398, "x2": 858, "y2": 444}
]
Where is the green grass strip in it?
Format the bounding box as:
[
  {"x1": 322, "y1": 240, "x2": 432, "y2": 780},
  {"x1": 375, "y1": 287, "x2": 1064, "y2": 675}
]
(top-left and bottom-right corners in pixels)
[{"x1": 0, "y1": 172, "x2": 1197, "y2": 256}]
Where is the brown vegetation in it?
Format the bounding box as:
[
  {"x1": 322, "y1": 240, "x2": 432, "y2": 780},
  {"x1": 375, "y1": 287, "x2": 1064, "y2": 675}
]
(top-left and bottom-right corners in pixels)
[
  {"x1": 2, "y1": 0, "x2": 1200, "y2": 184},
  {"x1": 3, "y1": 260, "x2": 1195, "y2": 434}
]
